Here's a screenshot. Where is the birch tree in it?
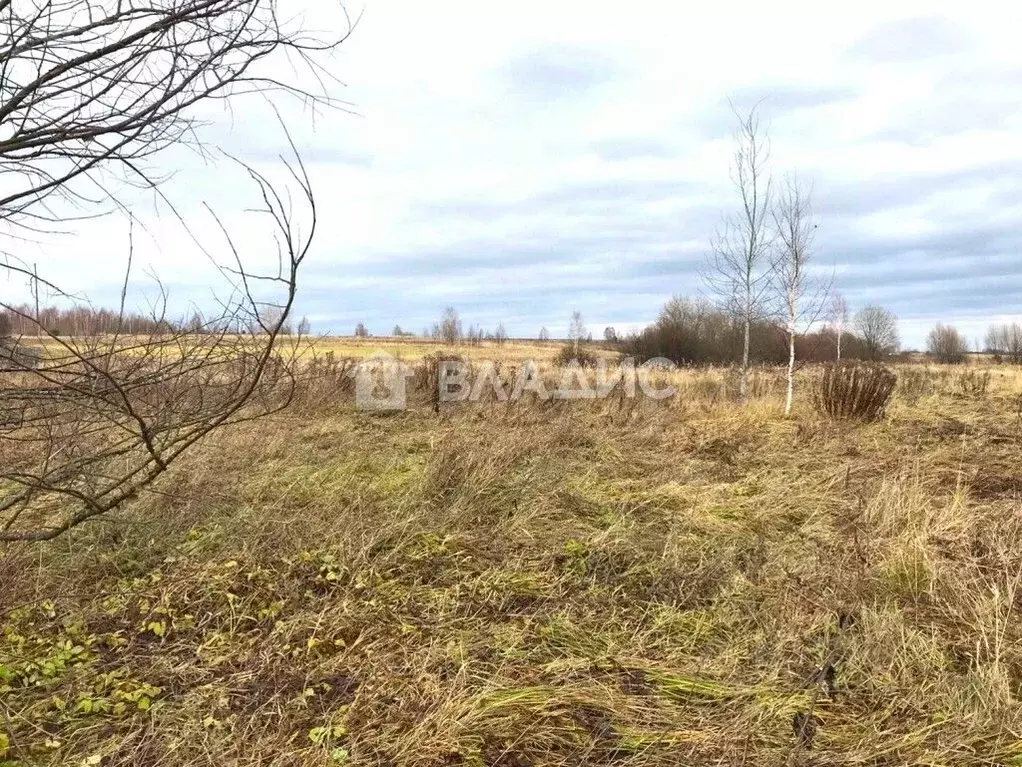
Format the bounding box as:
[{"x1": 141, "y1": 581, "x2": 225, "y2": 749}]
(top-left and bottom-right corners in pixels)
[
  {"x1": 830, "y1": 293, "x2": 849, "y2": 361},
  {"x1": 704, "y1": 105, "x2": 773, "y2": 401},
  {"x1": 569, "y1": 310, "x2": 586, "y2": 353},
  {"x1": 771, "y1": 174, "x2": 826, "y2": 415}
]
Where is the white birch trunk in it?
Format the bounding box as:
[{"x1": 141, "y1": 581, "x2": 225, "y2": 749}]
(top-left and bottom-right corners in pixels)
[
  {"x1": 785, "y1": 323, "x2": 796, "y2": 415},
  {"x1": 740, "y1": 315, "x2": 750, "y2": 401}
]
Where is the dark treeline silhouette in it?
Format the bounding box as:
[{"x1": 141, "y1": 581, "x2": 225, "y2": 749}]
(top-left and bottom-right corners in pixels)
[
  {"x1": 622, "y1": 296, "x2": 873, "y2": 365},
  {"x1": 1, "y1": 304, "x2": 180, "y2": 337},
  {"x1": 0, "y1": 305, "x2": 303, "y2": 338}
]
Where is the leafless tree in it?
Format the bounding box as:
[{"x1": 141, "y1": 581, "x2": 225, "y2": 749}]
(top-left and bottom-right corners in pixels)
[
  {"x1": 855, "y1": 306, "x2": 900, "y2": 361},
  {"x1": 0, "y1": 0, "x2": 352, "y2": 542},
  {"x1": 436, "y1": 307, "x2": 462, "y2": 345},
  {"x1": 0, "y1": 0, "x2": 350, "y2": 227},
  {"x1": 494, "y1": 322, "x2": 508, "y2": 346},
  {"x1": 354, "y1": 322, "x2": 369, "y2": 338},
  {"x1": 568, "y1": 310, "x2": 586, "y2": 353},
  {"x1": 703, "y1": 104, "x2": 773, "y2": 401},
  {"x1": 771, "y1": 173, "x2": 827, "y2": 415},
  {"x1": 829, "y1": 293, "x2": 849, "y2": 361},
  {"x1": 927, "y1": 323, "x2": 969, "y2": 364},
  {"x1": 538, "y1": 326, "x2": 550, "y2": 342},
  {"x1": 1, "y1": 151, "x2": 316, "y2": 541},
  {"x1": 985, "y1": 323, "x2": 1022, "y2": 363}
]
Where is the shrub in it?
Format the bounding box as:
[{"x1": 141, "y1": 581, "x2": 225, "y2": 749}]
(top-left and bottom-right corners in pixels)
[
  {"x1": 898, "y1": 367, "x2": 935, "y2": 405},
  {"x1": 926, "y1": 323, "x2": 969, "y2": 364},
  {"x1": 554, "y1": 343, "x2": 598, "y2": 368},
  {"x1": 815, "y1": 363, "x2": 897, "y2": 422},
  {"x1": 956, "y1": 369, "x2": 990, "y2": 397},
  {"x1": 419, "y1": 352, "x2": 466, "y2": 412}
]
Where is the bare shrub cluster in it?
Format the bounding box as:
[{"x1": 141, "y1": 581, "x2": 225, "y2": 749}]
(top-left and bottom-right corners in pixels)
[
  {"x1": 927, "y1": 323, "x2": 969, "y2": 364},
  {"x1": 957, "y1": 369, "x2": 991, "y2": 397},
  {"x1": 985, "y1": 323, "x2": 1022, "y2": 363},
  {"x1": 815, "y1": 363, "x2": 897, "y2": 422},
  {"x1": 553, "y1": 343, "x2": 599, "y2": 368}
]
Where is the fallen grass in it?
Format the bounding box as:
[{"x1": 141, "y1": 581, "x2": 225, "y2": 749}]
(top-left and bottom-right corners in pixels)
[{"x1": 2, "y1": 358, "x2": 1021, "y2": 765}]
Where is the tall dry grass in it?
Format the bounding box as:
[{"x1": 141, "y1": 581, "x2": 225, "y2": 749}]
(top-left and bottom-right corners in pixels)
[{"x1": 1, "y1": 355, "x2": 1020, "y2": 765}]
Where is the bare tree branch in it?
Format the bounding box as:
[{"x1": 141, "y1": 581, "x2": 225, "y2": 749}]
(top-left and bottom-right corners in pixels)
[{"x1": 0, "y1": 0, "x2": 347, "y2": 541}]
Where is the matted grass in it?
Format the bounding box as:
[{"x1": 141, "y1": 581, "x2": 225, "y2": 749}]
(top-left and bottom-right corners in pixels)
[{"x1": 2, "y1": 359, "x2": 1022, "y2": 765}]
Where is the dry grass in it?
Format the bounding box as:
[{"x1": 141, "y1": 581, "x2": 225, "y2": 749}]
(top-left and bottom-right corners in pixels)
[
  {"x1": 303, "y1": 337, "x2": 582, "y2": 364},
  {"x1": 2, "y1": 351, "x2": 1022, "y2": 766}
]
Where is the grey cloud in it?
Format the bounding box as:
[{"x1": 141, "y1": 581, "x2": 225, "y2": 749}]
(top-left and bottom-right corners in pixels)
[
  {"x1": 814, "y1": 160, "x2": 1022, "y2": 220},
  {"x1": 729, "y1": 85, "x2": 858, "y2": 112},
  {"x1": 872, "y1": 97, "x2": 1019, "y2": 144},
  {"x1": 822, "y1": 217, "x2": 1021, "y2": 270},
  {"x1": 693, "y1": 86, "x2": 858, "y2": 139},
  {"x1": 499, "y1": 43, "x2": 620, "y2": 103},
  {"x1": 412, "y1": 177, "x2": 703, "y2": 220},
  {"x1": 846, "y1": 15, "x2": 968, "y2": 63},
  {"x1": 591, "y1": 137, "x2": 678, "y2": 162},
  {"x1": 238, "y1": 146, "x2": 374, "y2": 167}
]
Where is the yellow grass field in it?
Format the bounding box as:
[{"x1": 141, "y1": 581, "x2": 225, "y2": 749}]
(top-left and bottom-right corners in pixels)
[
  {"x1": 305, "y1": 336, "x2": 567, "y2": 363},
  {"x1": 2, "y1": 345, "x2": 1022, "y2": 766}
]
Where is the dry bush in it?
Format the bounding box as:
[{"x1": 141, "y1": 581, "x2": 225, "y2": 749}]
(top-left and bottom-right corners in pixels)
[
  {"x1": 898, "y1": 366, "x2": 937, "y2": 405},
  {"x1": 815, "y1": 362, "x2": 897, "y2": 421},
  {"x1": 417, "y1": 352, "x2": 466, "y2": 390},
  {"x1": 417, "y1": 352, "x2": 468, "y2": 412},
  {"x1": 291, "y1": 352, "x2": 356, "y2": 412},
  {"x1": 957, "y1": 369, "x2": 991, "y2": 397},
  {"x1": 554, "y1": 343, "x2": 598, "y2": 368}
]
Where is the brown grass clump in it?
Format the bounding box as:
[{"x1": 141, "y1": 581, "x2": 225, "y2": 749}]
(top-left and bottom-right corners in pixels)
[
  {"x1": 2, "y1": 351, "x2": 1022, "y2": 766},
  {"x1": 553, "y1": 342, "x2": 599, "y2": 368},
  {"x1": 815, "y1": 362, "x2": 897, "y2": 421}
]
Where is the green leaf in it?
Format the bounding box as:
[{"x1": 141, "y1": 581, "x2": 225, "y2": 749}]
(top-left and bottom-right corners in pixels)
[
  {"x1": 75, "y1": 698, "x2": 94, "y2": 714},
  {"x1": 308, "y1": 727, "x2": 328, "y2": 745}
]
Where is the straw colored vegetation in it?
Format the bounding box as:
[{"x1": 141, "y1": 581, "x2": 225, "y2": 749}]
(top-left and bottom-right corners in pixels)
[
  {"x1": 2, "y1": 349, "x2": 1022, "y2": 766},
  {"x1": 303, "y1": 337, "x2": 586, "y2": 364}
]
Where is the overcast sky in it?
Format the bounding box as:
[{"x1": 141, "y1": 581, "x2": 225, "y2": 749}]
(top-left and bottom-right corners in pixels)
[{"x1": 7, "y1": 0, "x2": 1022, "y2": 347}]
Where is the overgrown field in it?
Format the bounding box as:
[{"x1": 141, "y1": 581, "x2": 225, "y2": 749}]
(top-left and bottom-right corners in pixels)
[{"x1": 3, "y1": 357, "x2": 1022, "y2": 766}]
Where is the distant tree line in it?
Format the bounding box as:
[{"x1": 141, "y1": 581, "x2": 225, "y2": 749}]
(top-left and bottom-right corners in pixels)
[
  {"x1": 622, "y1": 296, "x2": 900, "y2": 365},
  {"x1": 413, "y1": 307, "x2": 510, "y2": 346},
  {"x1": 1, "y1": 304, "x2": 180, "y2": 337},
  {"x1": 0, "y1": 305, "x2": 311, "y2": 338}
]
